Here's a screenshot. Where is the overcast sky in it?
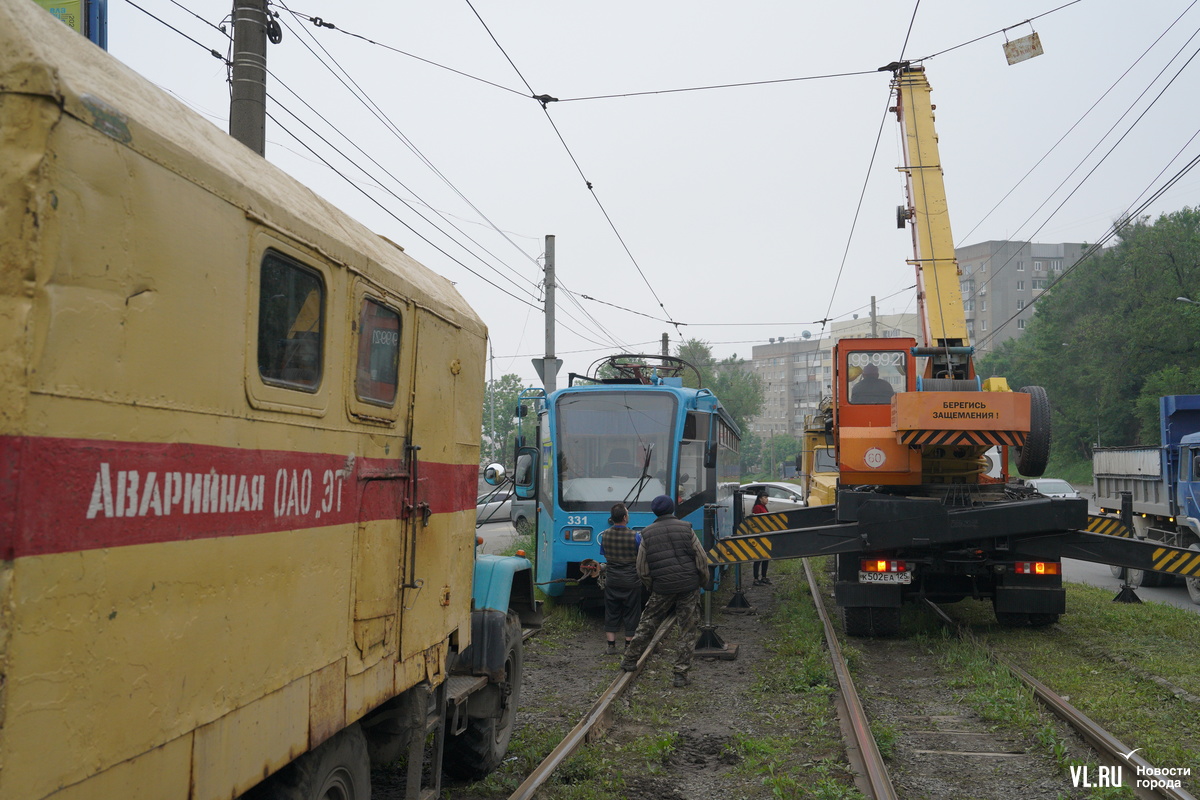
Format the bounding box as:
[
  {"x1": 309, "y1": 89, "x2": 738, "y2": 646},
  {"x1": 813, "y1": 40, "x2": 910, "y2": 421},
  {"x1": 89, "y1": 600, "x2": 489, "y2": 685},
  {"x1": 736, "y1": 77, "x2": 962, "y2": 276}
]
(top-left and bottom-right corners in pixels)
[{"x1": 105, "y1": 1, "x2": 1200, "y2": 386}]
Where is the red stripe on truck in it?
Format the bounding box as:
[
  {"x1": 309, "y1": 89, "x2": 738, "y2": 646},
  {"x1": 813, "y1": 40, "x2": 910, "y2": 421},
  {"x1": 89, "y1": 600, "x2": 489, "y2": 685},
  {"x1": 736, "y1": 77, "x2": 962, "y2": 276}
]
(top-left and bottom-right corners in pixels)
[{"x1": 0, "y1": 436, "x2": 476, "y2": 559}]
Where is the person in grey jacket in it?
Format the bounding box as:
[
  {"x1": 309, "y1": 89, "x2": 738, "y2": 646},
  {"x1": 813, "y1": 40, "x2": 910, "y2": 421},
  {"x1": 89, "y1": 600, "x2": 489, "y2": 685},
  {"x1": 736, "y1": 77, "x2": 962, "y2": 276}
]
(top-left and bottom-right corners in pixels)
[{"x1": 620, "y1": 494, "x2": 709, "y2": 687}]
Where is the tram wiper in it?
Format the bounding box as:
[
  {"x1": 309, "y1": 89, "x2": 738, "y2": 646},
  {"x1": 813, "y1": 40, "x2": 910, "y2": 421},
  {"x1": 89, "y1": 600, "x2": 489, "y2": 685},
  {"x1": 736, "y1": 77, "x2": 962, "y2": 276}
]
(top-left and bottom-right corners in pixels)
[{"x1": 623, "y1": 444, "x2": 655, "y2": 506}]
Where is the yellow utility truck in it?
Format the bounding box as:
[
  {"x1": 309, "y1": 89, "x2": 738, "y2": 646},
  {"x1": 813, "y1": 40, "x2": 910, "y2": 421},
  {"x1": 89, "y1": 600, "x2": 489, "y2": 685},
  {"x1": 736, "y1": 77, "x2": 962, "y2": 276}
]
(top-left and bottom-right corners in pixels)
[{"x1": 0, "y1": 2, "x2": 537, "y2": 798}]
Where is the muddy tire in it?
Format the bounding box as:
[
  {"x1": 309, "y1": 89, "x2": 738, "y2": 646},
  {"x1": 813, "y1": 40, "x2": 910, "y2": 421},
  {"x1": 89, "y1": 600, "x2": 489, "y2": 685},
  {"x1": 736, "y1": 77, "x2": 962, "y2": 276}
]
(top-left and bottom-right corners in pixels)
[
  {"x1": 1016, "y1": 386, "x2": 1051, "y2": 478},
  {"x1": 444, "y1": 614, "x2": 524, "y2": 779},
  {"x1": 1186, "y1": 544, "x2": 1200, "y2": 605},
  {"x1": 243, "y1": 724, "x2": 370, "y2": 800}
]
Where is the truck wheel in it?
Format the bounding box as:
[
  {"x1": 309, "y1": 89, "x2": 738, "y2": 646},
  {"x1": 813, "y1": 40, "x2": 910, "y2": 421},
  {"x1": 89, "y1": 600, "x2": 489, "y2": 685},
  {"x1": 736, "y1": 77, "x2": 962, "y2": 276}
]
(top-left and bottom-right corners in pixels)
[
  {"x1": 244, "y1": 723, "x2": 370, "y2": 800},
  {"x1": 1186, "y1": 545, "x2": 1200, "y2": 605},
  {"x1": 1111, "y1": 566, "x2": 1143, "y2": 588},
  {"x1": 1015, "y1": 386, "x2": 1051, "y2": 478},
  {"x1": 444, "y1": 613, "x2": 524, "y2": 779}
]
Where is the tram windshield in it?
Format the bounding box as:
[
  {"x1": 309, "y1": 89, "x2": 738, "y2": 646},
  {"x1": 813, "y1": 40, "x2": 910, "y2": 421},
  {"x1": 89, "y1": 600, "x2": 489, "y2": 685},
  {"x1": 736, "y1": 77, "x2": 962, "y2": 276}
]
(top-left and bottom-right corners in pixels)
[{"x1": 555, "y1": 391, "x2": 677, "y2": 512}]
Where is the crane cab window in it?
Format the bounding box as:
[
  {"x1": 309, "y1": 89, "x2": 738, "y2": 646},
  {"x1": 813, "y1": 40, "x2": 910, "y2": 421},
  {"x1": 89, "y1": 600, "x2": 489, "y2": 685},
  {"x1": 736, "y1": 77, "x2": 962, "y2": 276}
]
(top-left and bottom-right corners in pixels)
[
  {"x1": 257, "y1": 253, "x2": 324, "y2": 391},
  {"x1": 847, "y1": 351, "x2": 905, "y2": 405},
  {"x1": 355, "y1": 299, "x2": 401, "y2": 405}
]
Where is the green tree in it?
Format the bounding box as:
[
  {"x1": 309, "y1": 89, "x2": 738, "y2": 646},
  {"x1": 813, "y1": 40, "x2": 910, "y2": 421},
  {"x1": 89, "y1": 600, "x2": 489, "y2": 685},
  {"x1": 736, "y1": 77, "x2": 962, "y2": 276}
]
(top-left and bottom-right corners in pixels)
[
  {"x1": 709, "y1": 354, "x2": 764, "y2": 433},
  {"x1": 481, "y1": 373, "x2": 534, "y2": 466},
  {"x1": 977, "y1": 207, "x2": 1200, "y2": 457},
  {"x1": 761, "y1": 433, "x2": 803, "y2": 479},
  {"x1": 675, "y1": 338, "x2": 713, "y2": 388},
  {"x1": 673, "y1": 338, "x2": 764, "y2": 433}
]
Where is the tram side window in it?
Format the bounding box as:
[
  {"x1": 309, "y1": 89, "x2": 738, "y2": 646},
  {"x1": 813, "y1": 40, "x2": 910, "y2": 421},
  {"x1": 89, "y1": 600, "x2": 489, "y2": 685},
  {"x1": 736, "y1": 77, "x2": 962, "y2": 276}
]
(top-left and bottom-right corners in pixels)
[
  {"x1": 355, "y1": 299, "x2": 401, "y2": 405},
  {"x1": 258, "y1": 254, "x2": 324, "y2": 390}
]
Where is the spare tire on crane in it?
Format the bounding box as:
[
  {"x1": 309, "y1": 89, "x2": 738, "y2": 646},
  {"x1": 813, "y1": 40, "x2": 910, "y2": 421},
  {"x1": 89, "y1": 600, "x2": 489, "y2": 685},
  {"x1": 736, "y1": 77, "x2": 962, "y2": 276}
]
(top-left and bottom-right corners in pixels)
[{"x1": 1016, "y1": 386, "x2": 1051, "y2": 477}]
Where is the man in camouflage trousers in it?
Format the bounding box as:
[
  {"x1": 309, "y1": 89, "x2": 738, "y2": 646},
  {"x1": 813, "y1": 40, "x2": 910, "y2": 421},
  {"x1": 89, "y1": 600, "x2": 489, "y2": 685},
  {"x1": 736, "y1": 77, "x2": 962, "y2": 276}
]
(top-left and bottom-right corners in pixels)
[{"x1": 620, "y1": 494, "x2": 710, "y2": 687}]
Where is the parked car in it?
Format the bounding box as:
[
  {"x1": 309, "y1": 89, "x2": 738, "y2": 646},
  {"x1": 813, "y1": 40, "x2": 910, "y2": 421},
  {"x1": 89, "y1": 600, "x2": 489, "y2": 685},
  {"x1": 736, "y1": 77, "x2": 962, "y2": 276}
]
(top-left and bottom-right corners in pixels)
[
  {"x1": 476, "y1": 488, "x2": 513, "y2": 523},
  {"x1": 510, "y1": 496, "x2": 535, "y2": 534},
  {"x1": 740, "y1": 481, "x2": 806, "y2": 514},
  {"x1": 1025, "y1": 478, "x2": 1080, "y2": 499}
]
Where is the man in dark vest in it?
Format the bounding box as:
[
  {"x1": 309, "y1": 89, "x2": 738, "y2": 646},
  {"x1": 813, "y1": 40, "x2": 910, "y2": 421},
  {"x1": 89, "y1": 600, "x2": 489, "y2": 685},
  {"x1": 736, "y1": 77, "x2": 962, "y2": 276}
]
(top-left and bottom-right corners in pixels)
[{"x1": 620, "y1": 494, "x2": 709, "y2": 687}]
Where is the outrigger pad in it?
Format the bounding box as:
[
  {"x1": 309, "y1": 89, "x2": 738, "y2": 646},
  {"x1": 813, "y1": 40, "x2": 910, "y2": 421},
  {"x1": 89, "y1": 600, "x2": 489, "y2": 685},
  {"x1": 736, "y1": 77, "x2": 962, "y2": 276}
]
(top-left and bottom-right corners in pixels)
[
  {"x1": 1113, "y1": 586, "x2": 1142, "y2": 604},
  {"x1": 725, "y1": 590, "x2": 755, "y2": 614},
  {"x1": 695, "y1": 625, "x2": 739, "y2": 660}
]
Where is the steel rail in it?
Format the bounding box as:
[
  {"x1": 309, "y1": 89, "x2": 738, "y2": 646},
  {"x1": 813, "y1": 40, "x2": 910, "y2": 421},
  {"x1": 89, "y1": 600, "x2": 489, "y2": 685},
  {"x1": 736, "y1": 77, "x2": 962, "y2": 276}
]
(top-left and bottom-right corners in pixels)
[
  {"x1": 802, "y1": 558, "x2": 898, "y2": 800},
  {"x1": 506, "y1": 614, "x2": 676, "y2": 800},
  {"x1": 923, "y1": 600, "x2": 1197, "y2": 800}
]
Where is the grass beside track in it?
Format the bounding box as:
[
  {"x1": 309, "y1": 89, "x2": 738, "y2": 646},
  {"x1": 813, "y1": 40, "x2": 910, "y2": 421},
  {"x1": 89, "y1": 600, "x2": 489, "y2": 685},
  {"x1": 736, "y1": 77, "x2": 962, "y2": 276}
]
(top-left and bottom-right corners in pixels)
[
  {"x1": 939, "y1": 582, "x2": 1200, "y2": 795},
  {"x1": 466, "y1": 542, "x2": 1199, "y2": 798}
]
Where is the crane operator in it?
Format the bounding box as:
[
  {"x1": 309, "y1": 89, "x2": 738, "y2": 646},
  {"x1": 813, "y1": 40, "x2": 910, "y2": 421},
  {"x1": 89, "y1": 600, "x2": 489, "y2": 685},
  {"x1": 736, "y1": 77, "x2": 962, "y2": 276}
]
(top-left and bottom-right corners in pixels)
[{"x1": 851, "y1": 363, "x2": 895, "y2": 404}]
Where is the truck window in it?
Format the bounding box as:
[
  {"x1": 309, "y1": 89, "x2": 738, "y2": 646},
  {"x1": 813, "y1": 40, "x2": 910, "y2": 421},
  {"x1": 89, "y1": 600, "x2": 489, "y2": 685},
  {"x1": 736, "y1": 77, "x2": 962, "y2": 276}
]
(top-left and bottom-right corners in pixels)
[
  {"x1": 355, "y1": 299, "x2": 400, "y2": 405},
  {"x1": 258, "y1": 252, "x2": 324, "y2": 391},
  {"x1": 847, "y1": 350, "x2": 905, "y2": 405}
]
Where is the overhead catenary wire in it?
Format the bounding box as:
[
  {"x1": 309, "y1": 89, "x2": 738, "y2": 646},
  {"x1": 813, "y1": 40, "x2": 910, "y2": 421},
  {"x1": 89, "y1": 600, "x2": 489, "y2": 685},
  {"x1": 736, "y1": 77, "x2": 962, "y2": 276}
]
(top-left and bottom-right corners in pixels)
[
  {"x1": 271, "y1": 7, "x2": 543, "y2": 292},
  {"x1": 130, "y1": 0, "x2": 1178, "y2": 375},
  {"x1": 955, "y1": 0, "x2": 1200, "y2": 249},
  {"x1": 275, "y1": 1, "x2": 642, "y2": 352},
  {"x1": 820, "y1": 0, "x2": 922, "y2": 339},
  {"x1": 267, "y1": 0, "x2": 1097, "y2": 357},
  {"x1": 976, "y1": 145, "x2": 1200, "y2": 349},
  {"x1": 263, "y1": 103, "x2": 543, "y2": 312},
  {"x1": 462, "y1": 0, "x2": 684, "y2": 333},
  {"x1": 909, "y1": 0, "x2": 1083, "y2": 63},
  {"x1": 119, "y1": 0, "x2": 229, "y2": 63},
  {"x1": 963, "y1": 20, "x2": 1200, "y2": 334},
  {"x1": 282, "y1": 5, "x2": 529, "y2": 98}
]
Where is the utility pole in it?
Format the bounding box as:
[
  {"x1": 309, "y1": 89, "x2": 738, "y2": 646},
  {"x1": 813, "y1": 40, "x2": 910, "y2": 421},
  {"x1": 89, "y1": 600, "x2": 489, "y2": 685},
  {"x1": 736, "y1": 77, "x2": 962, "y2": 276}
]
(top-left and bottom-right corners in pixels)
[
  {"x1": 541, "y1": 235, "x2": 558, "y2": 393},
  {"x1": 488, "y1": 339, "x2": 495, "y2": 464},
  {"x1": 661, "y1": 333, "x2": 669, "y2": 357},
  {"x1": 870, "y1": 295, "x2": 878, "y2": 337},
  {"x1": 229, "y1": 0, "x2": 268, "y2": 155}
]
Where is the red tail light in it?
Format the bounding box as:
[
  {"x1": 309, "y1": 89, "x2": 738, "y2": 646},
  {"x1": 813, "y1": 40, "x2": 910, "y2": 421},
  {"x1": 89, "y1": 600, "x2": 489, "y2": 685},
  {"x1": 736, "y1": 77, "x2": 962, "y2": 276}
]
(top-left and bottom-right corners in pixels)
[
  {"x1": 1014, "y1": 561, "x2": 1060, "y2": 575},
  {"x1": 860, "y1": 559, "x2": 908, "y2": 573}
]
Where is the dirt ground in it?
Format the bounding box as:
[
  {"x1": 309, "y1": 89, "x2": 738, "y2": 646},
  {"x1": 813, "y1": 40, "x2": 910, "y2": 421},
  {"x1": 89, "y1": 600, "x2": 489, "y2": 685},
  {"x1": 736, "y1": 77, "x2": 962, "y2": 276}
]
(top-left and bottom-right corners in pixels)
[{"x1": 439, "y1": 563, "x2": 859, "y2": 800}]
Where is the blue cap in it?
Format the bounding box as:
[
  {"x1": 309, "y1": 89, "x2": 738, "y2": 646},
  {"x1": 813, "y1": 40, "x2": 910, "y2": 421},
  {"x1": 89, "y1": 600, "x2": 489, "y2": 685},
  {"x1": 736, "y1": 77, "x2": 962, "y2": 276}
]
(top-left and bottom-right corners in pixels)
[{"x1": 651, "y1": 495, "x2": 675, "y2": 516}]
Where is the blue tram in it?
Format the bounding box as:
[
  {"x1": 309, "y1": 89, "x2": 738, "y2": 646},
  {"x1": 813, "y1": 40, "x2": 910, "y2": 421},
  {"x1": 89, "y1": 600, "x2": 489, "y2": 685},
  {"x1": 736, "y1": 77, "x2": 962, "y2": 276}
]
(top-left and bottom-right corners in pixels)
[{"x1": 513, "y1": 356, "x2": 741, "y2": 602}]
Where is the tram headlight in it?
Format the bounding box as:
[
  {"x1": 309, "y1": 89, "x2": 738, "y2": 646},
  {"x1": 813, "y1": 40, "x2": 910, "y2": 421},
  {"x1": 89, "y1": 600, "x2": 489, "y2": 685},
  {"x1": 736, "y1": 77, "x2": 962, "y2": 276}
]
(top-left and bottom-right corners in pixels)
[{"x1": 563, "y1": 527, "x2": 593, "y2": 542}]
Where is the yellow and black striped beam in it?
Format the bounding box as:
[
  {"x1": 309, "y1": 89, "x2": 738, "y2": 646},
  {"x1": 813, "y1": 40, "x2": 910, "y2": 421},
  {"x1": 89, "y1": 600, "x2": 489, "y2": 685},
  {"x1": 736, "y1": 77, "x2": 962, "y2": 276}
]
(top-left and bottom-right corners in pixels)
[
  {"x1": 708, "y1": 536, "x2": 773, "y2": 565},
  {"x1": 735, "y1": 511, "x2": 794, "y2": 538},
  {"x1": 899, "y1": 429, "x2": 1026, "y2": 447},
  {"x1": 1085, "y1": 514, "x2": 1132, "y2": 538},
  {"x1": 1150, "y1": 546, "x2": 1200, "y2": 577}
]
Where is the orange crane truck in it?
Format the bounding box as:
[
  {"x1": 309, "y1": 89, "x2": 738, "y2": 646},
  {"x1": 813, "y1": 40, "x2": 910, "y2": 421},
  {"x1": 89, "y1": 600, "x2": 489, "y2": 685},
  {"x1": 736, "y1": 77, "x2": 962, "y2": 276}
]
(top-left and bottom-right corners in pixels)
[{"x1": 713, "y1": 64, "x2": 1199, "y2": 635}]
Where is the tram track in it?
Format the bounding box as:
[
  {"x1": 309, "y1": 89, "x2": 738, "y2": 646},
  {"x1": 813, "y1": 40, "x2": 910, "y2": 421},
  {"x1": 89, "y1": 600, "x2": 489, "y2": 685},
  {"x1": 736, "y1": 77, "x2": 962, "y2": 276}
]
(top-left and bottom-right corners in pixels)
[
  {"x1": 803, "y1": 558, "x2": 1197, "y2": 800},
  {"x1": 506, "y1": 616, "x2": 677, "y2": 800},
  {"x1": 408, "y1": 559, "x2": 1196, "y2": 799}
]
